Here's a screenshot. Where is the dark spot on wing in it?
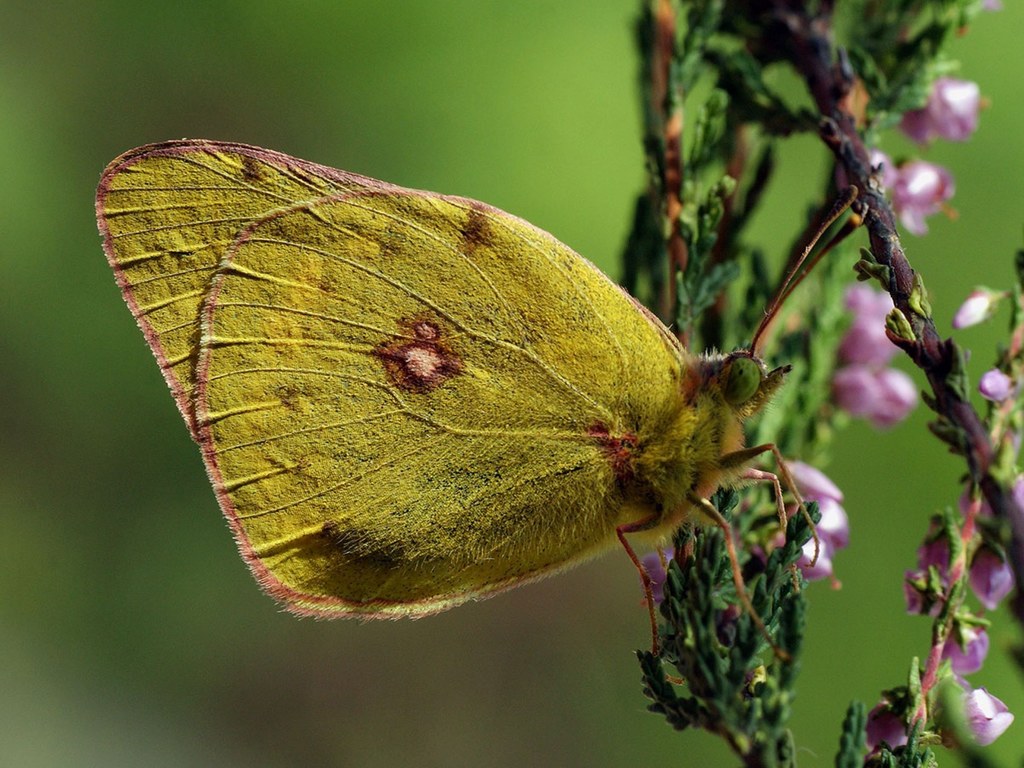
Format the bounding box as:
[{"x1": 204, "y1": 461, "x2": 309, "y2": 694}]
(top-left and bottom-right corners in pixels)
[
  {"x1": 240, "y1": 155, "x2": 265, "y2": 182},
  {"x1": 461, "y1": 203, "x2": 493, "y2": 256},
  {"x1": 374, "y1": 315, "x2": 463, "y2": 394}
]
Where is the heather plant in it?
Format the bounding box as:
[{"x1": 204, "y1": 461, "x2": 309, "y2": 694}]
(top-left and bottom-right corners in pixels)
[{"x1": 624, "y1": 1, "x2": 1019, "y2": 764}]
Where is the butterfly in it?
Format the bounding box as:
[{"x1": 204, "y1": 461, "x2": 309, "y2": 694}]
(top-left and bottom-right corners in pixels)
[{"x1": 96, "y1": 139, "x2": 791, "y2": 620}]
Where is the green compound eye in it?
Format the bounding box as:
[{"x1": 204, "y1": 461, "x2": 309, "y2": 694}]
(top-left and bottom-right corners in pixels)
[{"x1": 723, "y1": 356, "x2": 762, "y2": 405}]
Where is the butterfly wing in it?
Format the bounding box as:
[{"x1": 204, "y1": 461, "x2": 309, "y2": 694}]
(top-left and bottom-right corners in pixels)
[
  {"x1": 99, "y1": 141, "x2": 687, "y2": 617},
  {"x1": 96, "y1": 140, "x2": 384, "y2": 437}
]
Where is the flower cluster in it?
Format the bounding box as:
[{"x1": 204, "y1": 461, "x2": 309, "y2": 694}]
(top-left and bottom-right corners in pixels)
[
  {"x1": 892, "y1": 492, "x2": 1018, "y2": 748},
  {"x1": 902, "y1": 516, "x2": 1013, "y2": 620},
  {"x1": 832, "y1": 285, "x2": 917, "y2": 428},
  {"x1": 866, "y1": 687, "x2": 1013, "y2": 751},
  {"x1": 871, "y1": 77, "x2": 982, "y2": 235}
]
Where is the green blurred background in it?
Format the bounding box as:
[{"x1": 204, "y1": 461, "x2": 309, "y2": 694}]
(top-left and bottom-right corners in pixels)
[{"x1": 2, "y1": 2, "x2": 1022, "y2": 765}]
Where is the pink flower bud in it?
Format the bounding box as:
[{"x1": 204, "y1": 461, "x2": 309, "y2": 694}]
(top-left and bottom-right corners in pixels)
[
  {"x1": 641, "y1": 549, "x2": 672, "y2": 603},
  {"x1": 817, "y1": 498, "x2": 850, "y2": 551},
  {"x1": 798, "y1": 537, "x2": 833, "y2": 581},
  {"x1": 979, "y1": 368, "x2": 1015, "y2": 402},
  {"x1": 963, "y1": 687, "x2": 1014, "y2": 746},
  {"x1": 969, "y1": 547, "x2": 1014, "y2": 610},
  {"x1": 959, "y1": 477, "x2": 1024, "y2": 518},
  {"x1": 900, "y1": 78, "x2": 982, "y2": 144},
  {"x1": 903, "y1": 568, "x2": 934, "y2": 615},
  {"x1": 872, "y1": 368, "x2": 919, "y2": 427},
  {"x1": 891, "y1": 160, "x2": 955, "y2": 236},
  {"x1": 931, "y1": 78, "x2": 982, "y2": 141},
  {"x1": 841, "y1": 286, "x2": 899, "y2": 364},
  {"x1": 833, "y1": 365, "x2": 918, "y2": 428},
  {"x1": 899, "y1": 109, "x2": 933, "y2": 146},
  {"x1": 917, "y1": 534, "x2": 950, "y2": 574},
  {"x1": 786, "y1": 462, "x2": 848, "y2": 578},
  {"x1": 788, "y1": 461, "x2": 844, "y2": 503},
  {"x1": 865, "y1": 703, "x2": 908, "y2": 751},
  {"x1": 953, "y1": 288, "x2": 1002, "y2": 329},
  {"x1": 869, "y1": 148, "x2": 898, "y2": 190},
  {"x1": 942, "y1": 625, "x2": 989, "y2": 675},
  {"x1": 839, "y1": 316, "x2": 899, "y2": 366},
  {"x1": 904, "y1": 530, "x2": 951, "y2": 615},
  {"x1": 844, "y1": 283, "x2": 894, "y2": 321}
]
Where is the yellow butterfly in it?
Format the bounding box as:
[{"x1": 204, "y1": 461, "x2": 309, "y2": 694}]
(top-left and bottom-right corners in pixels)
[{"x1": 96, "y1": 140, "x2": 788, "y2": 619}]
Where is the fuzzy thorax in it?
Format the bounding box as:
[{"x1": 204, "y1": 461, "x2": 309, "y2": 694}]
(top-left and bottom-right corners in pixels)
[{"x1": 630, "y1": 351, "x2": 789, "y2": 542}]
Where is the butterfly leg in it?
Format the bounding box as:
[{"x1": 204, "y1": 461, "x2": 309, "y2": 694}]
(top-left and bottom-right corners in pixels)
[
  {"x1": 615, "y1": 514, "x2": 662, "y2": 656},
  {"x1": 719, "y1": 442, "x2": 819, "y2": 564},
  {"x1": 687, "y1": 491, "x2": 791, "y2": 662}
]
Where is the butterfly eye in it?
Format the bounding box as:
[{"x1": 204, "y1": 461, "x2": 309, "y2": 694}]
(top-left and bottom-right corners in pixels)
[{"x1": 723, "y1": 356, "x2": 762, "y2": 405}]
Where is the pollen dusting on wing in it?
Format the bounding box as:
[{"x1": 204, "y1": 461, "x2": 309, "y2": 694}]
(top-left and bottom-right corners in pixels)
[
  {"x1": 374, "y1": 316, "x2": 463, "y2": 394},
  {"x1": 588, "y1": 422, "x2": 638, "y2": 485}
]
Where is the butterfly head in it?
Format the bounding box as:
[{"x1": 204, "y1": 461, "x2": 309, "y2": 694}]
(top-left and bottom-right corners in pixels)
[{"x1": 717, "y1": 351, "x2": 790, "y2": 419}]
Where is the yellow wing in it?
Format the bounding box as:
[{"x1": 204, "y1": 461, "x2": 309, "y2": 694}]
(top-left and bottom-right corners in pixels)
[
  {"x1": 98, "y1": 141, "x2": 689, "y2": 617},
  {"x1": 97, "y1": 140, "x2": 380, "y2": 437}
]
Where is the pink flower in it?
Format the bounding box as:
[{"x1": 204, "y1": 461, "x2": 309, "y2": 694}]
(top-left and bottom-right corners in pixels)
[
  {"x1": 959, "y1": 476, "x2": 1024, "y2": 519},
  {"x1": 787, "y1": 461, "x2": 848, "y2": 580},
  {"x1": 942, "y1": 625, "x2": 990, "y2": 676},
  {"x1": 641, "y1": 549, "x2": 672, "y2": 603},
  {"x1": 817, "y1": 498, "x2": 850, "y2": 550},
  {"x1": 798, "y1": 536, "x2": 834, "y2": 581},
  {"x1": 900, "y1": 78, "x2": 982, "y2": 144},
  {"x1": 833, "y1": 365, "x2": 918, "y2": 428},
  {"x1": 953, "y1": 288, "x2": 1003, "y2": 329},
  {"x1": 865, "y1": 702, "x2": 908, "y2": 751},
  {"x1": 917, "y1": 534, "x2": 951, "y2": 574},
  {"x1": 905, "y1": 532, "x2": 950, "y2": 615},
  {"x1": 891, "y1": 160, "x2": 955, "y2": 236},
  {"x1": 839, "y1": 286, "x2": 898, "y2": 366},
  {"x1": 904, "y1": 569, "x2": 933, "y2": 615},
  {"x1": 969, "y1": 547, "x2": 1014, "y2": 610},
  {"x1": 963, "y1": 687, "x2": 1014, "y2": 746},
  {"x1": 979, "y1": 368, "x2": 1015, "y2": 402},
  {"x1": 869, "y1": 148, "x2": 899, "y2": 190},
  {"x1": 788, "y1": 461, "x2": 844, "y2": 504}
]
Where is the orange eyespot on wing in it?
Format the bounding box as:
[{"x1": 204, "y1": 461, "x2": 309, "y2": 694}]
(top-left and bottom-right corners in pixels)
[{"x1": 374, "y1": 317, "x2": 463, "y2": 394}]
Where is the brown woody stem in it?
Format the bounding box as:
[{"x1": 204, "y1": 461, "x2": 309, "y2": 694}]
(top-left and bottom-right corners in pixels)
[{"x1": 761, "y1": 1, "x2": 1024, "y2": 630}]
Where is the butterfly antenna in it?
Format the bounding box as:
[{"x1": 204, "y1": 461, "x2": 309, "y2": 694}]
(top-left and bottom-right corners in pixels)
[{"x1": 750, "y1": 187, "x2": 860, "y2": 357}]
